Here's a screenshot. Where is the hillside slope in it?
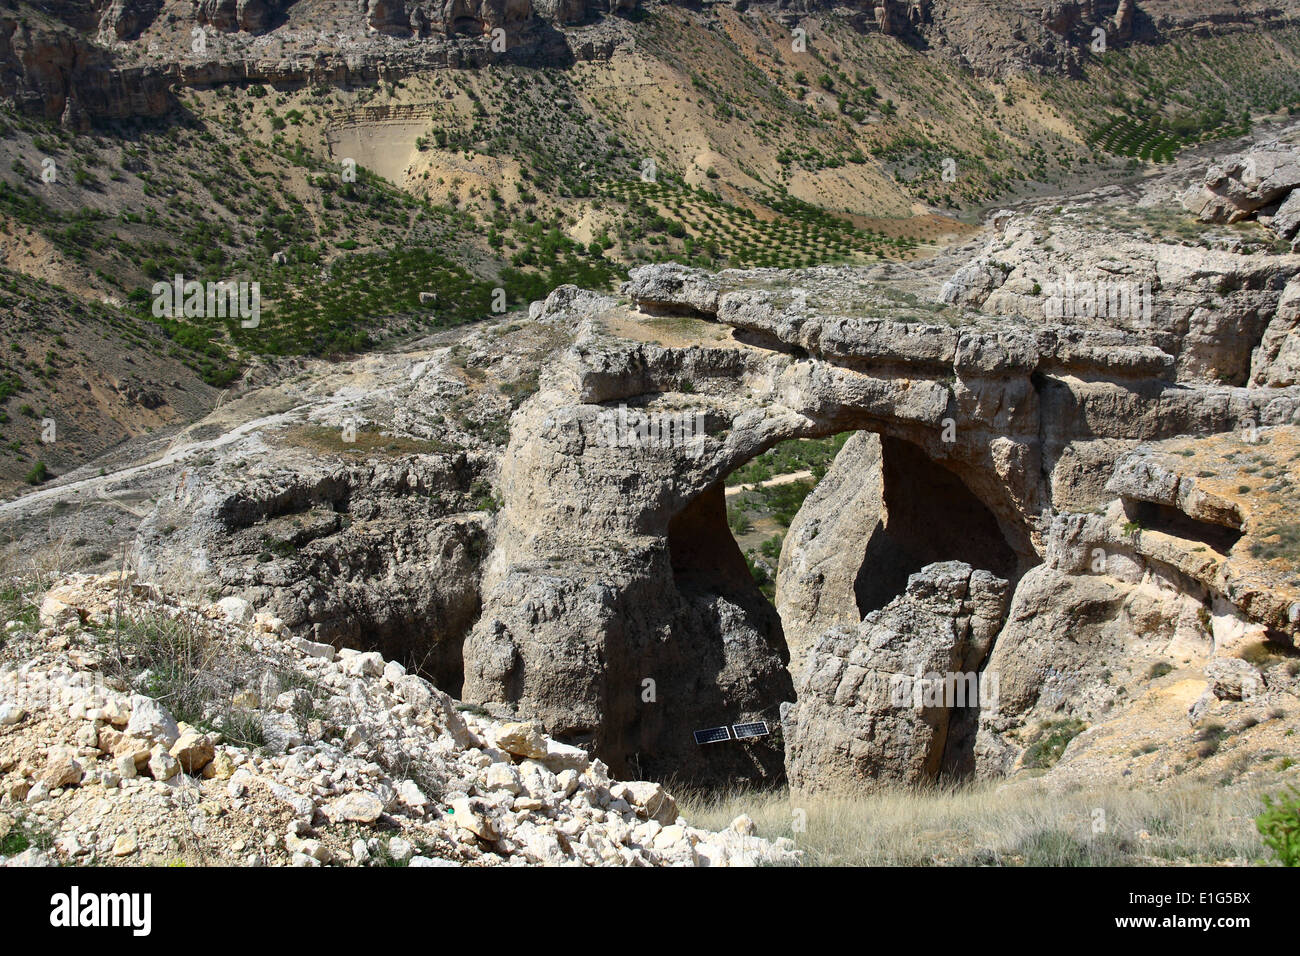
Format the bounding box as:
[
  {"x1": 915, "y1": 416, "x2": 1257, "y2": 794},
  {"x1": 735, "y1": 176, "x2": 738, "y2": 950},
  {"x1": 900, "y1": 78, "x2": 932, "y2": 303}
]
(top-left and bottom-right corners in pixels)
[{"x1": 5, "y1": 0, "x2": 1300, "y2": 492}]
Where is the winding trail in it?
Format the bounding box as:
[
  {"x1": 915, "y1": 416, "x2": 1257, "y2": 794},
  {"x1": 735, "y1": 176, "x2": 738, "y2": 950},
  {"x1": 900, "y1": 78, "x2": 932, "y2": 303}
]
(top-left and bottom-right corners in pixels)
[
  {"x1": 724, "y1": 469, "x2": 814, "y2": 497},
  {"x1": 0, "y1": 391, "x2": 356, "y2": 519}
]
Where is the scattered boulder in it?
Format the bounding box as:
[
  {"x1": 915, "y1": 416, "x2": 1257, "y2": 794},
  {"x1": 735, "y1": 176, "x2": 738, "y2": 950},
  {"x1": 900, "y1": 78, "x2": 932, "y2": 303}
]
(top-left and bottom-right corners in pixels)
[
  {"x1": 447, "y1": 797, "x2": 498, "y2": 841},
  {"x1": 339, "y1": 650, "x2": 385, "y2": 678},
  {"x1": 125, "y1": 696, "x2": 180, "y2": 748},
  {"x1": 1205, "y1": 657, "x2": 1264, "y2": 701},
  {"x1": 215, "y1": 596, "x2": 254, "y2": 625},
  {"x1": 1183, "y1": 142, "x2": 1300, "y2": 247},
  {"x1": 613, "y1": 781, "x2": 679, "y2": 826},
  {"x1": 324, "y1": 791, "x2": 385, "y2": 824},
  {"x1": 493, "y1": 721, "x2": 548, "y2": 759},
  {"x1": 147, "y1": 746, "x2": 180, "y2": 782},
  {"x1": 40, "y1": 747, "x2": 83, "y2": 789},
  {"x1": 112, "y1": 834, "x2": 138, "y2": 857},
  {"x1": 290, "y1": 636, "x2": 336, "y2": 661},
  {"x1": 169, "y1": 731, "x2": 215, "y2": 775}
]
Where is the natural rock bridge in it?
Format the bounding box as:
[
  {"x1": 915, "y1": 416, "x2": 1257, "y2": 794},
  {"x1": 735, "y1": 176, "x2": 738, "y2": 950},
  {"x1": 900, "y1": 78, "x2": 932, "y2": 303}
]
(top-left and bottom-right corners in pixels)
[
  {"x1": 127, "y1": 206, "x2": 1300, "y2": 791},
  {"x1": 462, "y1": 258, "x2": 1300, "y2": 784}
]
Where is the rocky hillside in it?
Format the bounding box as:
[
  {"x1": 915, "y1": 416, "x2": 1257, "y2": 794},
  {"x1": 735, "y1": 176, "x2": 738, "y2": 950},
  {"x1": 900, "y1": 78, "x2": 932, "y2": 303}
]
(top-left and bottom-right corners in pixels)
[
  {"x1": 0, "y1": 572, "x2": 796, "y2": 866},
  {"x1": 8, "y1": 0, "x2": 1300, "y2": 129},
  {"x1": 3, "y1": 1, "x2": 1300, "y2": 869},
  {"x1": 7, "y1": 0, "x2": 1300, "y2": 496},
  {"x1": 3, "y1": 132, "x2": 1296, "y2": 808}
]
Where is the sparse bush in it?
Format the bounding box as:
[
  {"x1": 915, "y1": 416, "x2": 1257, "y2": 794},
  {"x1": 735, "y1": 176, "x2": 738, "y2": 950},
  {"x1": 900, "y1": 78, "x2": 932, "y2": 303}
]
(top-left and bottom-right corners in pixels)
[
  {"x1": 1022, "y1": 719, "x2": 1087, "y2": 770},
  {"x1": 0, "y1": 814, "x2": 53, "y2": 857},
  {"x1": 1256, "y1": 788, "x2": 1300, "y2": 866},
  {"x1": 105, "y1": 613, "x2": 216, "y2": 725},
  {"x1": 1195, "y1": 721, "x2": 1228, "y2": 758}
]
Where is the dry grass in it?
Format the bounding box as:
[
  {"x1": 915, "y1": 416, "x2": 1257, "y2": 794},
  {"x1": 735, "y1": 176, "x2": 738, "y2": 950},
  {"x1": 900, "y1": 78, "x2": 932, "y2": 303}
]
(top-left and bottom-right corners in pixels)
[{"x1": 677, "y1": 780, "x2": 1271, "y2": 866}]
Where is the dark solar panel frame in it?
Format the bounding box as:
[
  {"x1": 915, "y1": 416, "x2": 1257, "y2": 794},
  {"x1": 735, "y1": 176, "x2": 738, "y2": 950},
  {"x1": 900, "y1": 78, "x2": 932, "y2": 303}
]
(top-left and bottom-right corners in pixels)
[
  {"x1": 731, "y1": 720, "x2": 770, "y2": 740},
  {"x1": 693, "y1": 725, "x2": 732, "y2": 745}
]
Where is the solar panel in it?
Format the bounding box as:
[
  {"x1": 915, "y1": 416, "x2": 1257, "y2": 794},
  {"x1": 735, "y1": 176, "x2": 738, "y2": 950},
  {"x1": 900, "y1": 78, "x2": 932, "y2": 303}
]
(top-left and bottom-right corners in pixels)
[
  {"x1": 693, "y1": 725, "x2": 732, "y2": 745},
  {"x1": 731, "y1": 720, "x2": 770, "y2": 740}
]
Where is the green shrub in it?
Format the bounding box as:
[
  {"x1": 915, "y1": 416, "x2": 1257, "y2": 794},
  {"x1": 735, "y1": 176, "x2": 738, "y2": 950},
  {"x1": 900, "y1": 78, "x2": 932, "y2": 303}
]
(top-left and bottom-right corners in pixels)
[
  {"x1": 1256, "y1": 788, "x2": 1300, "y2": 866},
  {"x1": 0, "y1": 816, "x2": 52, "y2": 857},
  {"x1": 1022, "y1": 719, "x2": 1087, "y2": 770}
]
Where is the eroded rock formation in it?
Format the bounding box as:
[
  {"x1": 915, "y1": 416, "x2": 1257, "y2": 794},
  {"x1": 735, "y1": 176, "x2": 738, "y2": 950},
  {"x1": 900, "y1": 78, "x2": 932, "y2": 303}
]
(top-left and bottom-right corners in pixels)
[
  {"x1": 138, "y1": 455, "x2": 491, "y2": 695},
  {"x1": 776, "y1": 431, "x2": 1018, "y2": 677},
  {"x1": 0, "y1": 0, "x2": 637, "y2": 125},
  {"x1": 100, "y1": 0, "x2": 165, "y2": 39},
  {"x1": 459, "y1": 216, "x2": 1300, "y2": 784},
  {"x1": 784, "y1": 561, "x2": 1009, "y2": 792},
  {"x1": 366, "y1": 0, "x2": 541, "y2": 37},
  {"x1": 13, "y1": 131, "x2": 1279, "y2": 795},
  {"x1": 4, "y1": 0, "x2": 1298, "y2": 128},
  {"x1": 1183, "y1": 142, "x2": 1300, "y2": 251},
  {"x1": 196, "y1": 0, "x2": 289, "y2": 33}
]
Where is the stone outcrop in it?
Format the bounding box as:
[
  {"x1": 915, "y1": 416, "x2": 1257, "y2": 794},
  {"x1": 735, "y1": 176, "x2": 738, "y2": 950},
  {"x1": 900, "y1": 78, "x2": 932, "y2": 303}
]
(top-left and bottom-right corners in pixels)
[
  {"x1": 0, "y1": 13, "x2": 174, "y2": 126},
  {"x1": 196, "y1": 0, "x2": 289, "y2": 33},
  {"x1": 534, "y1": 0, "x2": 592, "y2": 23},
  {"x1": 99, "y1": 0, "x2": 165, "y2": 40},
  {"x1": 784, "y1": 562, "x2": 1010, "y2": 793},
  {"x1": 1112, "y1": 0, "x2": 1137, "y2": 38},
  {"x1": 124, "y1": 315, "x2": 579, "y2": 698},
  {"x1": 1183, "y1": 141, "x2": 1300, "y2": 249},
  {"x1": 1251, "y1": 275, "x2": 1300, "y2": 387},
  {"x1": 915, "y1": 0, "x2": 1294, "y2": 76},
  {"x1": 366, "y1": 0, "x2": 608, "y2": 35},
  {"x1": 0, "y1": 0, "x2": 636, "y2": 126},
  {"x1": 461, "y1": 299, "x2": 796, "y2": 784},
  {"x1": 776, "y1": 430, "x2": 1020, "y2": 677},
  {"x1": 7, "y1": 117, "x2": 1299, "y2": 798},
  {"x1": 967, "y1": 419, "x2": 1300, "y2": 782},
  {"x1": 939, "y1": 206, "x2": 1300, "y2": 388},
  {"x1": 137, "y1": 455, "x2": 492, "y2": 694},
  {"x1": 193, "y1": 0, "x2": 288, "y2": 33},
  {"x1": 84, "y1": 169, "x2": 1300, "y2": 793},
  {"x1": 366, "y1": 0, "x2": 412, "y2": 35},
  {"x1": 869, "y1": 0, "x2": 929, "y2": 37},
  {"x1": 775, "y1": 432, "x2": 886, "y2": 677},
  {"x1": 3, "y1": 0, "x2": 1297, "y2": 128},
  {"x1": 1103, "y1": 427, "x2": 1300, "y2": 639},
  {"x1": 406, "y1": 0, "x2": 538, "y2": 36}
]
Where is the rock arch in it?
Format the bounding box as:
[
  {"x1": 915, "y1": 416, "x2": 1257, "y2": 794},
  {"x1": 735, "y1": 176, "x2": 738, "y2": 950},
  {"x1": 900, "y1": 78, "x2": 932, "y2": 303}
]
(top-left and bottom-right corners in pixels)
[{"x1": 461, "y1": 265, "x2": 1300, "y2": 785}]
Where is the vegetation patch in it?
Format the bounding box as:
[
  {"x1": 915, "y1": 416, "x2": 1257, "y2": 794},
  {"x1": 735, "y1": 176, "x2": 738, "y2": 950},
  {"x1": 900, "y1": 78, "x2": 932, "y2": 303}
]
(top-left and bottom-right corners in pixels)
[
  {"x1": 1022, "y1": 719, "x2": 1087, "y2": 770},
  {"x1": 1257, "y1": 787, "x2": 1300, "y2": 866}
]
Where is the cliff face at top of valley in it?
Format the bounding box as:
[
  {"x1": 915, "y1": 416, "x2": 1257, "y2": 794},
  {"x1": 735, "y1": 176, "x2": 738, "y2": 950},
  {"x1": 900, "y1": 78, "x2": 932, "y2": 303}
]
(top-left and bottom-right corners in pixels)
[
  {"x1": 6, "y1": 0, "x2": 1300, "y2": 127},
  {"x1": 0, "y1": 0, "x2": 638, "y2": 127}
]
